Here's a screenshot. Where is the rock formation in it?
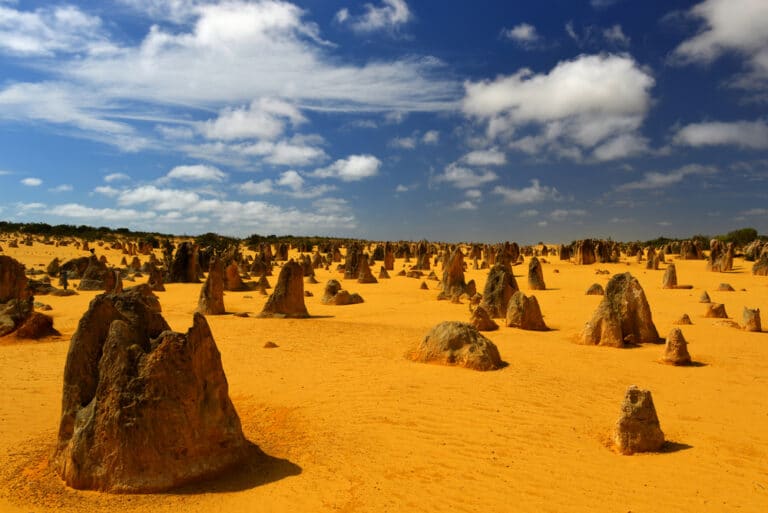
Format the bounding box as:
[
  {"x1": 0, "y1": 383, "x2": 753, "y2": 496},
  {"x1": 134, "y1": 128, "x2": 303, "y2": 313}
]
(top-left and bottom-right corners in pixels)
[
  {"x1": 378, "y1": 266, "x2": 390, "y2": 279},
  {"x1": 673, "y1": 314, "x2": 693, "y2": 325},
  {"x1": 753, "y1": 254, "x2": 768, "y2": 276},
  {"x1": 15, "y1": 311, "x2": 59, "y2": 339},
  {"x1": 260, "y1": 260, "x2": 309, "y2": 318},
  {"x1": 437, "y1": 248, "x2": 468, "y2": 300},
  {"x1": 321, "y1": 279, "x2": 364, "y2": 305},
  {"x1": 699, "y1": 291, "x2": 711, "y2": 303},
  {"x1": 224, "y1": 261, "x2": 247, "y2": 291},
  {"x1": 579, "y1": 273, "x2": 659, "y2": 347},
  {"x1": 742, "y1": 307, "x2": 762, "y2": 332},
  {"x1": 197, "y1": 258, "x2": 225, "y2": 315},
  {"x1": 407, "y1": 321, "x2": 503, "y2": 371},
  {"x1": 479, "y1": 264, "x2": 519, "y2": 318},
  {"x1": 613, "y1": 385, "x2": 665, "y2": 455},
  {"x1": 527, "y1": 256, "x2": 545, "y2": 290},
  {"x1": 585, "y1": 283, "x2": 605, "y2": 295},
  {"x1": 661, "y1": 264, "x2": 677, "y2": 289},
  {"x1": 469, "y1": 305, "x2": 498, "y2": 331},
  {"x1": 704, "y1": 303, "x2": 728, "y2": 318},
  {"x1": 148, "y1": 267, "x2": 165, "y2": 292},
  {"x1": 52, "y1": 285, "x2": 247, "y2": 491},
  {"x1": 661, "y1": 328, "x2": 692, "y2": 365},
  {"x1": 505, "y1": 291, "x2": 548, "y2": 331},
  {"x1": 166, "y1": 242, "x2": 200, "y2": 283},
  {"x1": 357, "y1": 253, "x2": 378, "y2": 284},
  {"x1": 574, "y1": 239, "x2": 596, "y2": 265},
  {"x1": 77, "y1": 256, "x2": 110, "y2": 291}
]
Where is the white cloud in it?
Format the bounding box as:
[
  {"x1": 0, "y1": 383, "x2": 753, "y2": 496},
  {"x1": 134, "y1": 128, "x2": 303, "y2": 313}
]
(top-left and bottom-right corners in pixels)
[
  {"x1": 454, "y1": 200, "x2": 477, "y2": 210},
  {"x1": 462, "y1": 54, "x2": 654, "y2": 161},
  {"x1": 502, "y1": 23, "x2": 540, "y2": 48},
  {"x1": 0, "y1": 3, "x2": 109, "y2": 56},
  {"x1": 104, "y1": 172, "x2": 130, "y2": 182},
  {"x1": 336, "y1": 0, "x2": 412, "y2": 34},
  {"x1": 465, "y1": 189, "x2": 482, "y2": 199},
  {"x1": 64, "y1": 1, "x2": 453, "y2": 112},
  {"x1": 48, "y1": 184, "x2": 73, "y2": 193},
  {"x1": 390, "y1": 136, "x2": 416, "y2": 149},
  {"x1": 550, "y1": 209, "x2": 587, "y2": 221},
  {"x1": 673, "y1": 119, "x2": 768, "y2": 149},
  {"x1": 395, "y1": 184, "x2": 410, "y2": 192},
  {"x1": 156, "y1": 124, "x2": 195, "y2": 140},
  {"x1": 239, "y1": 179, "x2": 273, "y2": 195},
  {"x1": 118, "y1": 185, "x2": 202, "y2": 211},
  {"x1": 93, "y1": 185, "x2": 120, "y2": 197},
  {"x1": 615, "y1": 164, "x2": 718, "y2": 191},
  {"x1": 462, "y1": 149, "x2": 507, "y2": 166},
  {"x1": 422, "y1": 130, "x2": 439, "y2": 144},
  {"x1": 742, "y1": 208, "x2": 768, "y2": 216},
  {"x1": 434, "y1": 163, "x2": 498, "y2": 189},
  {"x1": 671, "y1": 0, "x2": 768, "y2": 90},
  {"x1": 21, "y1": 177, "x2": 42, "y2": 186},
  {"x1": 50, "y1": 203, "x2": 157, "y2": 221},
  {"x1": 276, "y1": 169, "x2": 304, "y2": 190},
  {"x1": 492, "y1": 179, "x2": 558, "y2": 204},
  {"x1": 313, "y1": 154, "x2": 381, "y2": 181},
  {"x1": 161, "y1": 164, "x2": 227, "y2": 183},
  {"x1": 519, "y1": 209, "x2": 539, "y2": 217},
  {"x1": 603, "y1": 25, "x2": 630, "y2": 46},
  {"x1": 200, "y1": 98, "x2": 305, "y2": 141},
  {"x1": 313, "y1": 197, "x2": 348, "y2": 215},
  {"x1": 116, "y1": 0, "x2": 209, "y2": 24}
]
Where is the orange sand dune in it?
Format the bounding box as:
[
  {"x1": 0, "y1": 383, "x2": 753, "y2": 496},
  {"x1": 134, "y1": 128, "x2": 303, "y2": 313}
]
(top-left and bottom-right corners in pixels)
[{"x1": 1, "y1": 241, "x2": 767, "y2": 512}]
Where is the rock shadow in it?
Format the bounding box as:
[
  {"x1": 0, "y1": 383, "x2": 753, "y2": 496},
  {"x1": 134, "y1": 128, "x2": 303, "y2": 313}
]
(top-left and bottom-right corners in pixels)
[
  {"x1": 659, "y1": 440, "x2": 693, "y2": 453},
  {"x1": 168, "y1": 441, "x2": 302, "y2": 495}
]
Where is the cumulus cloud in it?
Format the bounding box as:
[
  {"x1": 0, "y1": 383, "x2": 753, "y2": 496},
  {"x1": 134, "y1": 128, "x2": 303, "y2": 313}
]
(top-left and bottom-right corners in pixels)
[
  {"x1": 51, "y1": 203, "x2": 156, "y2": 221},
  {"x1": 48, "y1": 184, "x2": 73, "y2": 193},
  {"x1": 454, "y1": 200, "x2": 478, "y2": 210},
  {"x1": 200, "y1": 98, "x2": 306, "y2": 141},
  {"x1": 433, "y1": 163, "x2": 498, "y2": 189},
  {"x1": 615, "y1": 164, "x2": 717, "y2": 191},
  {"x1": 20, "y1": 177, "x2": 42, "y2": 186},
  {"x1": 312, "y1": 155, "x2": 381, "y2": 181},
  {"x1": 422, "y1": 130, "x2": 439, "y2": 144},
  {"x1": 104, "y1": 172, "x2": 130, "y2": 182},
  {"x1": 93, "y1": 185, "x2": 120, "y2": 197},
  {"x1": 390, "y1": 136, "x2": 416, "y2": 149},
  {"x1": 550, "y1": 209, "x2": 587, "y2": 221},
  {"x1": 462, "y1": 54, "x2": 654, "y2": 161},
  {"x1": 336, "y1": 0, "x2": 412, "y2": 34},
  {"x1": 238, "y1": 179, "x2": 273, "y2": 195},
  {"x1": 0, "y1": 3, "x2": 109, "y2": 56},
  {"x1": 502, "y1": 23, "x2": 540, "y2": 48},
  {"x1": 671, "y1": 0, "x2": 768, "y2": 91},
  {"x1": 492, "y1": 179, "x2": 559, "y2": 204},
  {"x1": 462, "y1": 149, "x2": 507, "y2": 166},
  {"x1": 673, "y1": 119, "x2": 768, "y2": 149},
  {"x1": 163, "y1": 164, "x2": 227, "y2": 183}
]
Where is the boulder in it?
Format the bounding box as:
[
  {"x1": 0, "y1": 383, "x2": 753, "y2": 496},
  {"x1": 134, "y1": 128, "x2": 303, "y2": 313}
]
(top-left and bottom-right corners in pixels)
[
  {"x1": 579, "y1": 273, "x2": 659, "y2": 347},
  {"x1": 585, "y1": 283, "x2": 605, "y2": 296},
  {"x1": 661, "y1": 328, "x2": 691, "y2": 365},
  {"x1": 505, "y1": 291, "x2": 548, "y2": 331},
  {"x1": 407, "y1": 321, "x2": 503, "y2": 371},
  {"x1": 613, "y1": 386, "x2": 665, "y2": 455},
  {"x1": 52, "y1": 285, "x2": 247, "y2": 491},
  {"x1": 469, "y1": 305, "x2": 498, "y2": 332},
  {"x1": 321, "y1": 279, "x2": 364, "y2": 305},
  {"x1": 14, "y1": 311, "x2": 60, "y2": 339},
  {"x1": 259, "y1": 260, "x2": 309, "y2": 318}
]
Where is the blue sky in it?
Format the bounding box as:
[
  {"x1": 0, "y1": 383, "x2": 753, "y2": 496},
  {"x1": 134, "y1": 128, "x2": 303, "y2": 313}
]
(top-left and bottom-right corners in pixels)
[{"x1": 1, "y1": 0, "x2": 767, "y2": 243}]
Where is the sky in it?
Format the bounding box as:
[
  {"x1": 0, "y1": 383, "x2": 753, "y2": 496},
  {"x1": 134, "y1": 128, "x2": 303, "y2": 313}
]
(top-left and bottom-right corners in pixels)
[{"x1": 1, "y1": 0, "x2": 767, "y2": 243}]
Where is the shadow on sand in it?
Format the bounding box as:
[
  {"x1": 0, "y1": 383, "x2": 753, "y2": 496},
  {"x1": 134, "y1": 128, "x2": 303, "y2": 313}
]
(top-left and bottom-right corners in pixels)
[
  {"x1": 168, "y1": 442, "x2": 302, "y2": 495},
  {"x1": 660, "y1": 441, "x2": 693, "y2": 454}
]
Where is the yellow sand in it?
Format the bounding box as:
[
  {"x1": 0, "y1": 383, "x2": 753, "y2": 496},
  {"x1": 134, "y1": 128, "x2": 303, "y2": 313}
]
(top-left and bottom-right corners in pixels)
[{"x1": 1, "y1": 240, "x2": 767, "y2": 512}]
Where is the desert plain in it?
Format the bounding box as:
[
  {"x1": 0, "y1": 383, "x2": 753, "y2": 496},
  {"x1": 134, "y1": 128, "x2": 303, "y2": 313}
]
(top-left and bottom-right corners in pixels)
[{"x1": 1, "y1": 238, "x2": 767, "y2": 513}]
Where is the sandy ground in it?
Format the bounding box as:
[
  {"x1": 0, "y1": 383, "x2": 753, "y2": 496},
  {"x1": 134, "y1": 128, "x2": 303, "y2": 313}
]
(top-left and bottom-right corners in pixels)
[{"x1": 1, "y1": 240, "x2": 767, "y2": 512}]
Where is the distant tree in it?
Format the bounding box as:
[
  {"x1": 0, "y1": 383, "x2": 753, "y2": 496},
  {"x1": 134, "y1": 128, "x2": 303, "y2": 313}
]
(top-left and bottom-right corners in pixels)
[{"x1": 718, "y1": 227, "x2": 758, "y2": 247}]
